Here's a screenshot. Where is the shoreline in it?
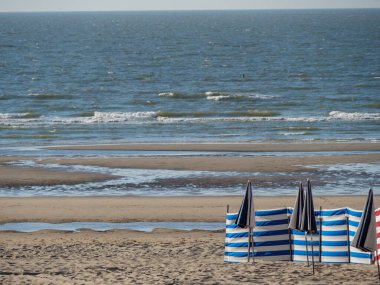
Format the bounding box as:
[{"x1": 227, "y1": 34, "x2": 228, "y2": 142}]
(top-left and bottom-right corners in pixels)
[
  {"x1": 0, "y1": 195, "x2": 376, "y2": 223},
  {"x1": 47, "y1": 142, "x2": 380, "y2": 152}
]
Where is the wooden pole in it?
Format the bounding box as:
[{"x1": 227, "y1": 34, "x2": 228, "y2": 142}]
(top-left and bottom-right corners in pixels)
[
  {"x1": 287, "y1": 215, "x2": 293, "y2": 261},
  {"x1": 305, "y1": 232, "x2": 310, "y2": 266},
  {"x1": 227, "y1": 204, "x2": 229, "y2": 213},
  {"x1": 319, "y1": 206, "x2": 322, "y2": 263},
  {"x1": 346, "y1": 215, "x2": 351, "y2": 263},
  {"x1": 252, "y1": 228, "x2": 255, "y2": 264},
  {"x1": 248, "y1": 227, "x2": 252, "y2": 262}
]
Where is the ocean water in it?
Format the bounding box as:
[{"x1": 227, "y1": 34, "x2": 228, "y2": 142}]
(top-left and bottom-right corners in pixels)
[{"x1": 0, "y1": 9, "x2": 379, "y2": 147}]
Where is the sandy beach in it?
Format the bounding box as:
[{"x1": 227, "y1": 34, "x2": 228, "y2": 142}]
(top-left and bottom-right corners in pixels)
[
  {"x1": 0, "y1": 143, "x2": 379, "y2": 284},
  {"x1": 1, "y1": 195, "x2": 379, "y2": 284},
  {"x1": 2, "y1": 5, "x2": 379, "y2": 284},
  {"x1": 1, "y1": 229, "x2": 379, "y2": 285}
]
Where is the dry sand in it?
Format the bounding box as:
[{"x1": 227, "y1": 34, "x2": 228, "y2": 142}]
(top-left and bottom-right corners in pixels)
[
  {"x1": 0, "y1": 196, "x2": 379, "y2": 284},
  {"x1": 0, "y1": 229, "x2": 378, "y2": 285}
]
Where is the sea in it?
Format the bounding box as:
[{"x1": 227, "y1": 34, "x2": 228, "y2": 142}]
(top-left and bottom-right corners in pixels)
[
  {"x1": 0, "y1": 9, "x2": 379, "y2": 147},
  {"x1": 0, "y1": 9, "x2": 379, "y2": 197}
]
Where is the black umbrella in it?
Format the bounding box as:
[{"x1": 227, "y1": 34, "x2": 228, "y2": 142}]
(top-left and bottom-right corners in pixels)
[
  {"x1": 352, "y1": 188, "x2": 379, "y2": 281},
  {"x1": 289, "y1": 182, "x2": 305, "y2": 263},
  {"x1": 289, "y1": 182, "x2": 305, "y2": 231},
  {"x1": 300, "y1": 179, "x2": 317, "y2": 274},
  {"x1": 235, "y1": 180, "x2": 256, "y2": 262}
]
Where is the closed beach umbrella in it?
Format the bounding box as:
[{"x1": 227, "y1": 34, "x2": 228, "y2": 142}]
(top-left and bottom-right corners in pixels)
[
  {"x1": 289, "y1": 182, "x2": 305, "y2": 231},
  {"x1": 300, "y1": 180, "x2": 317, "y2": 234},
  {"x1": 300, "y1": 179, "x2": 317, "y2": 274},
  {"x1": 351, "y1": 188, "x2": 380, "y2": 281},
  {"x1": 235, "y1": 180, "x2": 256, "y2": 262},
  {"x1": 288, "y1": 182, "x2": 305, "y2": 263},
  {"x1": 352, "y1": 188, "x2": 377, "y2": 252}
]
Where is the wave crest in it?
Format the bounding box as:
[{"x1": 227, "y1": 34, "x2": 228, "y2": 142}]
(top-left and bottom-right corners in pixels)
[
  {"x1": 205, "y1": 91, "x2": 277, "y2": 101},
  {"x1": 1, "y1": 111, "x2": 379, "y2": 127},
  {"x1": 328, "y1": 111, "x2": 380, "y2": 120}
]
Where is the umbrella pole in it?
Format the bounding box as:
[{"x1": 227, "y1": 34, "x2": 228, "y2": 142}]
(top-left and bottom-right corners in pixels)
[
  {"x1": 311, "y1": 234, "x2": 315, "y2": 275},
  {"x1": 287, "y1": 215, "x2": 293, "y2": 261},
  {"x1": 346, "y1": 215, "x2": 351, "y2": 263},
  {"x1": 319, "y1": 206, "x2": 322, "y2": 263},
  {"x1": 252, "y1": 231, "x2": 255, "y2": 264},
  {"x1": 305, "y1": 232, "x2": 310, "y2": 266}
]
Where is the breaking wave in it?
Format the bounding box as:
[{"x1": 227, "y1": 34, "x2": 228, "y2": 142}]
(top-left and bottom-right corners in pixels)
[
  {"x1": 0, "y1": 111, "x2": 379, "y2": 127},
  {"x1": 205, "y1": 91, "x2": 277, "y2": 101},
  {"x1": 328, "y1": 111, "x2": 380, "y2": 120}
]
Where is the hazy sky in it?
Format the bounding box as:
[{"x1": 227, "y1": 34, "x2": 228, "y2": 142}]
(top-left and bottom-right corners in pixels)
[{"x1": 0, "y1": 0, "x2": 379, "y2": 12}]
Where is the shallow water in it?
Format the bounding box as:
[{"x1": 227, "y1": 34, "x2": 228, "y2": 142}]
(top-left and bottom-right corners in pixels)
[
  {"x1": 1, "y1": 159, "x2": 378, "y2": 196},
  {"x1": 0, "y1": 221, "x2": 225, "y2": 233},
  {"x1": 1, "y1": 146, "x2": 380, "y2": 158}
]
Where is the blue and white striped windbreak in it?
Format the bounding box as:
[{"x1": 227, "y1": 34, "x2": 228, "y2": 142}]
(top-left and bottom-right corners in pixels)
[
  {"x1": 225, "y1": 208, "x2": 291, "y2": 263},
  {"x1": 225, "y1": 207, "x2": 373, "y2": 264}
]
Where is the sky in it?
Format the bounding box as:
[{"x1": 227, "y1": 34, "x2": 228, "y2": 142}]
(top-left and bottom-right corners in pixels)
[{"x1": 0, "y1": 0, "x2": 379, "y2": 12}]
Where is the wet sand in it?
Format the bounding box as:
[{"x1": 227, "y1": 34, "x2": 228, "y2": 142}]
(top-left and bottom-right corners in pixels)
[{"x1": 0, "y1": 195, "x2": 377, "y2": 223}]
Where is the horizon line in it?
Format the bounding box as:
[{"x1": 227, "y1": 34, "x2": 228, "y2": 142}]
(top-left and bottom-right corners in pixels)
[{"x1": 1, "y1": 7, "x2": 380, "y2": 13}]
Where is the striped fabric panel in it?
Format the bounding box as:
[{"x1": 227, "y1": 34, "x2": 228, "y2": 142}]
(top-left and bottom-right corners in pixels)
[
  {"x1": 224, "y1": 208, "x2": 291, "y2": 263},
  {"x1": 318, "y1": 208, "x2": 348, "y2": 264},
  {"x1": 254, "y1": 208, "x2": 291, "y2": 261},
  {"x1": 347, "y1": 208, "x2": 373, "y2": 264},
  {"x1": 225, "y1": 213, "x2": 249, "y2": 263},
  {"x1": 292, "y1": 229, "x2": 320, "y2": 263},
  {"x1": 375, "y1": 209, "x2": 380, "y2": 261},
  {"x1": 225, "y1": 207, "x2": 376, "y2": 265}
]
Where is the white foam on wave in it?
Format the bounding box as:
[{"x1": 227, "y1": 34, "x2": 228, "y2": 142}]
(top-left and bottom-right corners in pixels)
[
  {"x1": 0, "y1": 111, "x2": 158, "y2": 126},
  {"x1": 278, "y1": 132, "x2": 308, "y2": 136},
  {"x1": 206, "y1": 95, "x2": 231, "y2": 101},
  {"x1": 53, "y1": 111, "x2": 158, "y2": 124},
  {"x1": 204, "y1": 91, "x2": 277, "y2": 101},
  {"x1": 328, "y1": 111, "x2": 380, "y2": 120},
  {"x1": 157, "y1": 111, "x2": 380, "y2": 123},
  {"x1": 1, "y1": 111, "x2": 379, "y2": 127},
  {"x1": 158, "y1": 92, "x2": 175, "y2": 97},
  {"x1": 0, "y1": 113, "x2": 31, "y2": 119}
]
